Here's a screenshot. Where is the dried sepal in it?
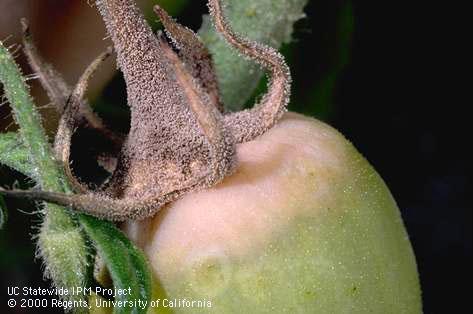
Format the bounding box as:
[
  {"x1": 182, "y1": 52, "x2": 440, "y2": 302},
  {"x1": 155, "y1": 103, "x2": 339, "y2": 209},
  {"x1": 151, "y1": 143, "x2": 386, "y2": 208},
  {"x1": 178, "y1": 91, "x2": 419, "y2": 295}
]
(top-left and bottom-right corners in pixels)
[
  {"x1": 208, "y1": 0, "x2": 292, "y2": 143},
  {"x1": 54, "y1": 48, "x2": 113, "y2": 193},
  {"x1": 154, "y1": 5, "x2": 223, "y2": 112},
  {"x1": 96, "y1": 0, "x2": 235, "y2": 199},
  {"x1": 0, "y1": 0, "x2": 292, "y2": 221},
  {"x1": 22, "y1": 18, "x2": 123, "y2": 148}
]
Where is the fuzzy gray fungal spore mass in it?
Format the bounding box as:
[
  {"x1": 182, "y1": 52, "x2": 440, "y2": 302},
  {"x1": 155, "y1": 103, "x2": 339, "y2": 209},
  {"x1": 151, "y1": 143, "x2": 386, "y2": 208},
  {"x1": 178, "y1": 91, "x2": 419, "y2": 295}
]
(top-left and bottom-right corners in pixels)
[
  {"x1": 0, "y1": 0, "x2": 291, "y2": 221},
  {"x1": 97, "y1": 0, "x2": 219, "y2": 197}
]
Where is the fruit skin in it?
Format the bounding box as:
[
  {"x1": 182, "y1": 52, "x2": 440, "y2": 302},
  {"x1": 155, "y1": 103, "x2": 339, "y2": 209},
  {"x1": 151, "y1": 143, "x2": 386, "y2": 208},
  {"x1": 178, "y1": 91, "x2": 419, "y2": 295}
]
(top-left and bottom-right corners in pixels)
[{"x1": 123, "y1": 112, "x2": 422, "y2": 313}]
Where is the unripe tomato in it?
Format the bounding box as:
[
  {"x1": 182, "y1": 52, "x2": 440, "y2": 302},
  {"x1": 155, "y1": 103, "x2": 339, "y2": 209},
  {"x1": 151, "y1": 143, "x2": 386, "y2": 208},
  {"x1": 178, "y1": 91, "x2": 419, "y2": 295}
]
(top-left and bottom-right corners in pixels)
[{"x1": 122, "y1": 112, "x2": 421, "y2": 313}]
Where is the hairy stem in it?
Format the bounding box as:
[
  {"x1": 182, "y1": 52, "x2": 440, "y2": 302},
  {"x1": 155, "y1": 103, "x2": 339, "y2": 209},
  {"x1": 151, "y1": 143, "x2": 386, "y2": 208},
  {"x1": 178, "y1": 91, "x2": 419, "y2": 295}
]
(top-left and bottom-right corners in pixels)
[{"x1": 209, "y1": 0, "x2": 292, "y2": 143}]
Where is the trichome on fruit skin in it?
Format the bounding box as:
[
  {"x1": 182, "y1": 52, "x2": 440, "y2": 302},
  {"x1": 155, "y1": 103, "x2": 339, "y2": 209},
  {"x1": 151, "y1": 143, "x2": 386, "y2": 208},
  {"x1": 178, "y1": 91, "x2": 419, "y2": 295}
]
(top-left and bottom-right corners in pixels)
[{"x1": 0, "y1": 0, "x2": 291, "y2": 221}]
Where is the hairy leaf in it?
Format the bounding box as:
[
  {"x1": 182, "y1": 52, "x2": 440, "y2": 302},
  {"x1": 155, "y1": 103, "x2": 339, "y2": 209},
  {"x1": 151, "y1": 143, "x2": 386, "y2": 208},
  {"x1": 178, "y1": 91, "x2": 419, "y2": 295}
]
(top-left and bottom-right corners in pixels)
[
  {"x1": 80, "y1": 215, "x2": 152, "y2": 314},
  {"x1": 1, "y1": 40, "x2": 90, "y2": 309},
  {"x1": 0, "y1": 132, "x2": 34, "y2": 177},
  {"x1": 0, "y1": 134, "x2": 153, "y2": 312},
  {"x1": 199, "y1": 0, "x2": 308, "y2": 110}
]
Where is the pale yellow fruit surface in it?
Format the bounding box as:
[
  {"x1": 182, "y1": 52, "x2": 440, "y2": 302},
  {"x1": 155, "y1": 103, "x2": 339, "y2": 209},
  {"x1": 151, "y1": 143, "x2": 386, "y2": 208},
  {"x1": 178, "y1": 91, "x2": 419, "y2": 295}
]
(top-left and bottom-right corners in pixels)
[{"x1": 121, "y1": 112, "x2": 421, "y2": 313}]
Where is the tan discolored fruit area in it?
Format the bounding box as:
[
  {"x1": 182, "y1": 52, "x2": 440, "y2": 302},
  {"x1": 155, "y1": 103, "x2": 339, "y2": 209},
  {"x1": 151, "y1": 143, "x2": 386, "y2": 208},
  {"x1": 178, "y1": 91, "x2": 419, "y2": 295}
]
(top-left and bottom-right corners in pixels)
[{"x1": 122, "y1": 112, "x2": 421, "y2": 313}]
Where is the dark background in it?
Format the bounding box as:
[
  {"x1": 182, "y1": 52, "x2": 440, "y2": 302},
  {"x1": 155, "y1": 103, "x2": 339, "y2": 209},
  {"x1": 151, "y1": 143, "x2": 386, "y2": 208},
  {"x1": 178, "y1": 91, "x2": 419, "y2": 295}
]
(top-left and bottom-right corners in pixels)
[{"x1": 1, "y1": 0, "x2": 470, "y2": 313}]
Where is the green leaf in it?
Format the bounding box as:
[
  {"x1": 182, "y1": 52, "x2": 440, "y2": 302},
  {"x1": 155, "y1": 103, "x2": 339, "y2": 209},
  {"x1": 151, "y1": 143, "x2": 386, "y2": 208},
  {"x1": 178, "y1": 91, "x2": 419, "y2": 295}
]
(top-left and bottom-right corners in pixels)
[
  {"x1": 0, "y1": 132, "x2": 34, "y2": 177},
  {"x1": 0, "y1": 41, "x2": 66, "y2": 192},
  {"x1": 80, "y1": 215, "x2": 152, "y2": 314},
  {"x1": 198, "y1": 0, "x2": 308, "y2": 111},
  {"x1": 1, "y1": 39, "x2": 90, "y2": 309},
  {"x1": 0, "y1": 136, "x2": 153, "y2": 313},
  {"x1": 0, "y1": 195, "x2": 6, "y2": 229}
]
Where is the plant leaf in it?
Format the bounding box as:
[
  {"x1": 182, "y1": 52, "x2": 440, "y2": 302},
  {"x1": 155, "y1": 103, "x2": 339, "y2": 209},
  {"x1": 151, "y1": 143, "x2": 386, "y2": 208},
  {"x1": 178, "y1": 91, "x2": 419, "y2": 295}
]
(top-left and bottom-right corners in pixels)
[
  {"x1": 0, "y1": 132, "x2": 34, "y2": 177},
  {"x1": 1, "y1": 38, "x2": 153, "y2": 313},
  {"x1": 1, "y1": 39, "x2": 90, "y2": 309},
  {"x1": 80, "y1": 215, "x2": 152, "y2": 314},
  {"x1": 0, "y1": 135, "x2": 153, "y2": 312},
  {"x1": 0, "y1": 41, "x2": 67, "y2": 191},
  {"x1": 198, "y1": 0, "x2": 308, "y2": 111}
]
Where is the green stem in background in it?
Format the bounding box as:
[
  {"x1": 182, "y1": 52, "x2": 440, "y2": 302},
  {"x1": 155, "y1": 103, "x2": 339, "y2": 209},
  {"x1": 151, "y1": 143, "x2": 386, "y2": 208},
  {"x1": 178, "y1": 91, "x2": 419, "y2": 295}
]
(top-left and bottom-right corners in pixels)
[
  {"x1": 0, "y1": 40, "x2": 90, "y2": 309},
  {"x1": 198, "y1": 0, "x2": 308, "y2": 111},
  {"x1": 0, "y1": 45, "x2": 65, "y2": 191}
]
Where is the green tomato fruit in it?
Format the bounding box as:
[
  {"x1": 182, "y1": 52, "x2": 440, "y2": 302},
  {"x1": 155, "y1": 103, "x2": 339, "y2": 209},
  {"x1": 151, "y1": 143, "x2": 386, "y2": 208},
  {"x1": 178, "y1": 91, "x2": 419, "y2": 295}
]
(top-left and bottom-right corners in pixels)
[{"x1": 122, "y1": 112, "x2": 422, "y2": 313}]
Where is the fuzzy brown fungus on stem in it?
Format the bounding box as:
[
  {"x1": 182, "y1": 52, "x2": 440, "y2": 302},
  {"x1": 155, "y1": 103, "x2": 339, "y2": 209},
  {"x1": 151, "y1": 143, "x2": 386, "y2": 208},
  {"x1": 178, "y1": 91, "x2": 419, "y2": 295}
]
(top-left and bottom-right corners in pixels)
[
  {"x1": 0, "y1": 0, "x2": 292, "y2": 221},
  {"x1": 208, "y1": 0, "x2": 292, "y2": 143},
  {"x1": 21, "y1": 18, "x2": 69, "y2": 113},
  {"x1": 21, "y1": 18, "x2": 123, "y2": 148},
  {"x1": 154, "y1": 5, "x2": 223, "y2": 112},
  {"x1": 54, "y1": 48, "x2": 113, "y2": 194}
]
